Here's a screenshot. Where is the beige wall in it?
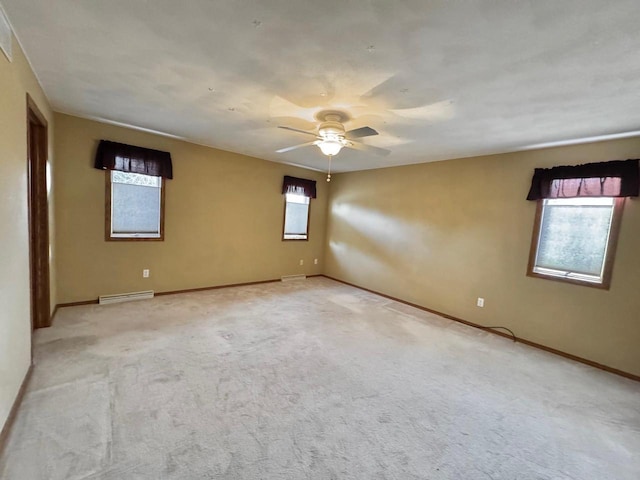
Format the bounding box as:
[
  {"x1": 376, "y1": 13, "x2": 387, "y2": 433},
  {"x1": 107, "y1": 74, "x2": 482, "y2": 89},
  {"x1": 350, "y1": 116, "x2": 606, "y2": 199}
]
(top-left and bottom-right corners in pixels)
[
  {"x1": 54, "y1": 113, "x2": 327, "y2": 303},
  {"x1": 326, "y1": 138, "x2": 640, "y2": 376},
  {"x1": 0, "y1": 32, "x2": 55, "y2": 430}
]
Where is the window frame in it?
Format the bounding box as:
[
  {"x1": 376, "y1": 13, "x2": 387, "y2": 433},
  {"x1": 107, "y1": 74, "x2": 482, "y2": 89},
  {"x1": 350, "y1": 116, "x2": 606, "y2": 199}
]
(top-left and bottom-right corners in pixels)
[
  {"x1": 105, "y1": 170, "x2": 166, "y2": 242},
  {"x1": 526, "y1": 197, "x2": 625, "y2": 290},
  {"x1": 282, "y1": 193, "x2": 311, "y2": 241}
]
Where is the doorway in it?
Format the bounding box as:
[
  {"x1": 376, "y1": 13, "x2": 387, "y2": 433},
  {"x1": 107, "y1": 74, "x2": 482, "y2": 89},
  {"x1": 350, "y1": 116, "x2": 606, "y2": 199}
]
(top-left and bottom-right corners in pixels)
[{"x1": 26, "y1": 94, "x2": 50, "y2": 329}]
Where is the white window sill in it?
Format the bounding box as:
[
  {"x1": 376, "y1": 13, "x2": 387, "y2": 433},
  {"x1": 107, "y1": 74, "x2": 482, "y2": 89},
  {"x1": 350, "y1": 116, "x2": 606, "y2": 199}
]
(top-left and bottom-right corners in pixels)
[{"x1": 532, "y1": 266, "x2": 603, "y2": 284}]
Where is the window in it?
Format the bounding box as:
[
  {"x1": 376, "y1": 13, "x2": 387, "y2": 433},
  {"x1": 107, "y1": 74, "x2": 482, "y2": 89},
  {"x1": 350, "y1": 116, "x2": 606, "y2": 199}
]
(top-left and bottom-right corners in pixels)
[
  {"x1": 283, "y1": 194, "x2": 310, "y2": 240},
  {"x1": 281, "y1": 175, "x2": 316, "y2": 240},
  {"x1": 95, "y1": 140, "x2": 172, "y2": 241},
  {"x1": 525, "y1": 158, "x2": 637, "y2": 288},
  {"x1": 106, "y1": 170, "x2": 164, "y2": 240},
  {"x1": 527, "y1": 197, "x2": 624, "y2": 288}
]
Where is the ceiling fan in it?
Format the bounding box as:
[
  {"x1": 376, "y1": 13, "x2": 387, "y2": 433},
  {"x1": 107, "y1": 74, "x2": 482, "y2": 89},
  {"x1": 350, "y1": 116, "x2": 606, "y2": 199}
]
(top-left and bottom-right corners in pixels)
[{"x1": 276, "y1": 112, "x2": 390, "y2": 181}]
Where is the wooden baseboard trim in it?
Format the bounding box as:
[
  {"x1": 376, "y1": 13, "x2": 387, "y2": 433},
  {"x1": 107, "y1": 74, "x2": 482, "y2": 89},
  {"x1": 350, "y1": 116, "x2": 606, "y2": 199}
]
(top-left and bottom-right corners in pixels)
[
  {"x1": 56, "y1": 299, "x2": 99, "y2": 309},
  {"x1": 321, "y1": 275, "x2": 640, "y2": 382},
  {"x1": 0, "y1": 365, "x2": 33, "y2": 458},
  {"x1": 55, "y1": 274, "x2": 325, "y2": 310}
]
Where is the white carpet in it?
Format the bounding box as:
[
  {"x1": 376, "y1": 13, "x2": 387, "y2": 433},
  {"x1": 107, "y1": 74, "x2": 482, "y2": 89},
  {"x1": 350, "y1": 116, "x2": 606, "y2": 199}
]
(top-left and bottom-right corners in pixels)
[{"x1": 1, "y1": 277, "x2": 639, "y2": 479}]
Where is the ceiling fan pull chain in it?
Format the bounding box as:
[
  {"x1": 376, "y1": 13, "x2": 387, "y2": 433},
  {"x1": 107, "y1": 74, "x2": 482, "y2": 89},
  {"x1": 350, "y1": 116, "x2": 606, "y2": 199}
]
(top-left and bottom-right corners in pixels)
[{"x1": 327, "y1": 155, "x2": 332, "y2": 182}]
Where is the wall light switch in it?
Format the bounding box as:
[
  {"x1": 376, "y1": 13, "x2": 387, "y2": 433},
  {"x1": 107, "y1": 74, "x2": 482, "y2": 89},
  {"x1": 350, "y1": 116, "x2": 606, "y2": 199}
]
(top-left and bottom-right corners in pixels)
[
  {"x1": 477, "y1": 297, "x2": 484, "y2": 308},
  {"x1": 299, "y1": 259, "x2": 304, "y2": 266},
  {"x1": 143, "y1": 269, "x2": 150, "y2": 278},
  {"x1": 314, "y1": 258, "x2": 318, "y2": 265}
]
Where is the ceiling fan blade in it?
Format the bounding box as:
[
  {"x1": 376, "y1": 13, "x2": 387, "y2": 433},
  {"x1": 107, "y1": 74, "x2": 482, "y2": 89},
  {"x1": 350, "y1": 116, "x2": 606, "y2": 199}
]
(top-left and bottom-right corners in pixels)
[
  {"x1": 277, "y1": 125, "x2": 318, "y2": 137},
  {"x1": 276, "y1": 141, "x2": 317, "y2": 153},
  {"x1": 345, "y1": 126, "x2": 378, "y2": 139},
  {"x1": 347, "y1": 141, "x2": 391, "y2": 157}
]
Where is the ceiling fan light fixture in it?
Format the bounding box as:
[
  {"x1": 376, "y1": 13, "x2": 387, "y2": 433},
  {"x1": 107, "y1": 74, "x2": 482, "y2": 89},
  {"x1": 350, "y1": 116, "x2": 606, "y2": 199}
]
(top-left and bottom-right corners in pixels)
[{"x1": 317, "y1": 139, "x2": 344, "y2": 156}]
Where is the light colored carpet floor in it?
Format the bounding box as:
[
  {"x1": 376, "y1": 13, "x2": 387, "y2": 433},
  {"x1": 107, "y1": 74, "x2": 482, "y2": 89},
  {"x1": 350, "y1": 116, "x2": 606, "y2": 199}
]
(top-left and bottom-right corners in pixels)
[{"x1": 1, "y1": 277, "x2": 639, "y2": 479}]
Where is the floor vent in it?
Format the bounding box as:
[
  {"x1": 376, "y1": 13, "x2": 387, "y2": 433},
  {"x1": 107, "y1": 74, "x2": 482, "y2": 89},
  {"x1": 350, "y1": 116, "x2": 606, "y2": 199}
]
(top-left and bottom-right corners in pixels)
[
  {"x1": 281, "y1": 274, "x2": 307, "y2": 282},
  {"x1": 99, "y1": 290, "x2": 154, "y2": 305}
]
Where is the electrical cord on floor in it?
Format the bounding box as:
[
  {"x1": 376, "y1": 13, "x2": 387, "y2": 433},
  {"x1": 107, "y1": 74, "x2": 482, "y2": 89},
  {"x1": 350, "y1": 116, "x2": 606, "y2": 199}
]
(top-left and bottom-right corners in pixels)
[{"x1": 477, "y1": 326, "x2": 517, "y2": 342}]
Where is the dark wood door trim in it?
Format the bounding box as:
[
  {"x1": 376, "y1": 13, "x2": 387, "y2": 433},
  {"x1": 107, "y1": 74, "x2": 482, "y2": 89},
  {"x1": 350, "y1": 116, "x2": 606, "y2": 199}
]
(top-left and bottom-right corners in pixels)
[{"x1": 26, "y1": 94, "x2": 51, "y2": 329}]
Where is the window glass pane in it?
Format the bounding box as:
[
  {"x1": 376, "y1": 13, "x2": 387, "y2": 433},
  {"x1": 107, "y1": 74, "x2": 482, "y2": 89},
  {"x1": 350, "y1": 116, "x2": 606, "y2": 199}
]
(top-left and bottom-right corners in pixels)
[
  {"x1": 112, "y1": 172, "x2": 161, "y2": 235},
  {"x1": 112, "y1": 170, "x2": 160, "y2": 187},
  {"x1": 536, "y1": 198, "x2": 613, "y2": 276},
  {"x1": 285, "y1": 194, "x2": 309, "y2": 205},
  {"x1": 284, "y1": 194, "x2": 309, "y2": 238},
  {"x1": 284, "y1": 203, "x2": 309, "y2": 235}
]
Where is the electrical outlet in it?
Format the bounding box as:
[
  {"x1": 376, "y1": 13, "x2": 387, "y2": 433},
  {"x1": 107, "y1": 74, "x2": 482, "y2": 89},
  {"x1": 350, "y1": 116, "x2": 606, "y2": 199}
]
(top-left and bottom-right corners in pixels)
[
  {"x1": 477, "y1": 297, "x2": 484, "y2": 308},
  {"x1": 143, "y1": 269, "x2": 150, "y2": 278},
  {"x1": 314, "y1": 258, "x2": 318, "y2": 265},
  {"x1": 299, "y1": 259, "x2": 304, "y2": 266}
]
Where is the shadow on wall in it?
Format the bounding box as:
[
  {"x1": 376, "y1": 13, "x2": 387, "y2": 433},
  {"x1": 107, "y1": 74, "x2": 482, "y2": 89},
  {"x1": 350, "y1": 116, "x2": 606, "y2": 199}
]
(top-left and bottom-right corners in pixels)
[
  {"x1": 325, "y1": 175, "x2": 527, "y2": 309},
  {"x1": 328, "y1": 198, "x2": 443, "y2": 293}
]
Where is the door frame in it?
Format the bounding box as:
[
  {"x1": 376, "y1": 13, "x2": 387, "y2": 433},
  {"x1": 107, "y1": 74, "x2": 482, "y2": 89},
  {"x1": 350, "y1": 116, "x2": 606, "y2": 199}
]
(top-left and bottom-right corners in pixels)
[{"x1": 26, "y1": 94, "x2": 51, "y2": 330}]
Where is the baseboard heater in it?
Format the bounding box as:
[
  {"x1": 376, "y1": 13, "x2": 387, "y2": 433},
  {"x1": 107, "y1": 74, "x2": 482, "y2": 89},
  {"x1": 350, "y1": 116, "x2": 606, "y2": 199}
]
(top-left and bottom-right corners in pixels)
[
  {"x1": 99, "y1": 290, "x2": 154, "y2": 305},
  {"x1": 281, "y1": 275, "x2": 306, "y2": 282}
]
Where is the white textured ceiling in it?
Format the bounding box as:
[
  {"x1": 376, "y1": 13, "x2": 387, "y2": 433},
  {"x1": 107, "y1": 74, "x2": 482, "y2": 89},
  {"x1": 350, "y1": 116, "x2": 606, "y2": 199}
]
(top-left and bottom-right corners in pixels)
[{"x1": 3, "y1": 0, "x2": 640, "y2": 172}]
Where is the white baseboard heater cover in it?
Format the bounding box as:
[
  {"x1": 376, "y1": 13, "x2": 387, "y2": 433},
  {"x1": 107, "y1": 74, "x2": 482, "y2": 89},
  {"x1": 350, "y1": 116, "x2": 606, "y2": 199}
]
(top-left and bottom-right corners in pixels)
[
  {"x1": 281, "y1": 275, "x2": 306, "y2": 282},
  {"x1": 99, "y1": 290, "x2": 154, "y2": 305}
]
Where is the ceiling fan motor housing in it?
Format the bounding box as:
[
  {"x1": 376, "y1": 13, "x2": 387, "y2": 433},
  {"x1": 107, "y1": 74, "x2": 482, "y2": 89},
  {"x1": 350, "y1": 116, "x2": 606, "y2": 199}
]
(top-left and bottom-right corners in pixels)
[{"x1": 318, "y1": 118, "x2": 346, "y2": 139}]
